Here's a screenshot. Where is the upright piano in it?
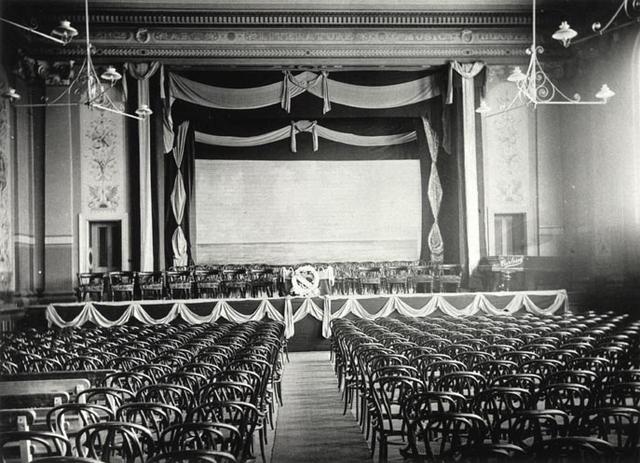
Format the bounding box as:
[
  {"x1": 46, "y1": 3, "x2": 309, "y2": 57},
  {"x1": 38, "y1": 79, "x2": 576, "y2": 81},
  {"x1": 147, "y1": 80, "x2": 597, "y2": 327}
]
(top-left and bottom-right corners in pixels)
[{"x1": 478, "y1": 256, "x2": 565, "y2": 291}]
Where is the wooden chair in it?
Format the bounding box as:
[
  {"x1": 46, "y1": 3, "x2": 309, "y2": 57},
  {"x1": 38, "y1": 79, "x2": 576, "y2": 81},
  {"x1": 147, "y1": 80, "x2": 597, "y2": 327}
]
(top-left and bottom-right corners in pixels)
[
  {"x1": 107, "y1": 271, "x2": 135, "y2": 301},
  {"x1": 194, "y1": 269, "x2": 221, "y2": 299},
  {"x1": 248, "y1": 267, "x2": 275, "y2": 298},
  {"x1": 76, "y1": 273, "x2": 104, "y2": 302},
  {"x1": 358, "y1": 265, "x2": 383, "y2": 295},
  {"x1": 410, "y1": 265, "x2": 436, "y2": 293},
  {"x1": 0, "y1": 430, "x2": 72, "y2": 462},
  {"x1": 221, "y1": 267, "x2": 247, "y2": 299},
  {"x1": 138, "y1": 271, "x2": 165, "y2": 300},
  {"x1": 384, "y1": 265, "x2": 409, "y2": 294},
  {"x1": 165, "y1": 270, "x2": 194, "y2": 299},
  {"x1": 436, "y1": 264, "x2": 463, "y2": 293}
]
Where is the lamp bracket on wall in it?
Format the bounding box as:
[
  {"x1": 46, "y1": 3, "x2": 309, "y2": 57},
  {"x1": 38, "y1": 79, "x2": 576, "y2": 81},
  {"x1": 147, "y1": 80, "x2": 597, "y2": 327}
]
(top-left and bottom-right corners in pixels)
[{"x1": 476, "y1": 0, "x2": 617, "y2": 116}]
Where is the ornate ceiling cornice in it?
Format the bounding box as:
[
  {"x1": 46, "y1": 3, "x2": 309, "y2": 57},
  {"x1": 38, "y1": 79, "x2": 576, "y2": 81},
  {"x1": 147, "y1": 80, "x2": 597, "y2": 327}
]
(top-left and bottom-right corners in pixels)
[
  {"x1": 26, "y1": 27, "x2": 532, "y2": 65},
  {"x1": 5, "y1": 5, "x2": 535, "y2": 66},
  {"x1": 58, "y1": 10, "x2": 532, "y2": 28}
]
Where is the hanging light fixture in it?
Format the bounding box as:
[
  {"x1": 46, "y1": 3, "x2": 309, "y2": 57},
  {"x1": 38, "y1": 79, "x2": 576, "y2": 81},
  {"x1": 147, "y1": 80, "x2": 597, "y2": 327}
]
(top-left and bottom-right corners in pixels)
[
  {"x1": 4, "y1": 0, "x2": 149, "y2": 121},
  {"x1": 135, "y1": 104, "x2": 153, "y2": 117},
  {"x1": 0, "y1": 17, "x2": 77, "y2": 45},
  {"x1": 477, "y1": 0, "x2": 615, "y2": 115},
  {"x1": 551, "y1": 21, "x2": 578, "y2": 48},
  {"x1": 100, "y1": 66, "x2": 123, "y2": 84},
  {"x1": 475, "y1": 100, "x2": 491, "y2": 114},
  {"x1": 2, "y1": 88, "x2": 21, "y2": 102},
  {"x1": 506, "y1": 67, "x2": 527, "y2": 83},
  {"x1": 551, "y1": 0, "x2": 640, "y2": 48},
  {"x1": 50, "y1": 20, "x2": 79, "y2": 44}
]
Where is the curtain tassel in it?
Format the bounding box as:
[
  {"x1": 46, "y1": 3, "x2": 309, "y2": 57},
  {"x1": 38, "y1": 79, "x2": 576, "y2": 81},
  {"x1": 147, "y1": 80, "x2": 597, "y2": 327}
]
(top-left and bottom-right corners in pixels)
[
  {"x1": 281, "y1": 71, "x2": 292, "y2": 113},
  {"x1": 321, "y1": 71, "x2": 331, "y2": 114}
]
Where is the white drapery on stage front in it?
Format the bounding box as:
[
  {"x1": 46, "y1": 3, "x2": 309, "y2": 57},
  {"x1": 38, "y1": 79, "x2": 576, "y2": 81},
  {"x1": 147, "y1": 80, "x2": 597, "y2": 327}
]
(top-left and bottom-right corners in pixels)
[{"x1": 47, "y1": 290, "x2": 568, "y2": 339}]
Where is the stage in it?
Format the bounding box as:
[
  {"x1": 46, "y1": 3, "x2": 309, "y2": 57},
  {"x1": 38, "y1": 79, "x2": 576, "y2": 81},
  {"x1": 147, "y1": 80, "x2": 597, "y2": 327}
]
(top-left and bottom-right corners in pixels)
[{"x1": 46, "y1": 290, "x2": 568, "y2": 351}]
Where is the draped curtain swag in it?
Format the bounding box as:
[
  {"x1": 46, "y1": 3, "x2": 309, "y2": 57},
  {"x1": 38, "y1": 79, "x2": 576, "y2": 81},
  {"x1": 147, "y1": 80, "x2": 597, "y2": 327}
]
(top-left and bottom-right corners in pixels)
[
  {"x1": 47, "y1": 290, "x2": 568, "y2": 338},
  {"x1": 422, "y1": 116, "x2": 444, "y2": 262},
  {"x1": 162, "y1": 71, "x2": 442, "y2": 153},
  {"x1": 126, "y1": 62, "x2": 161, "y2": 272},
  {"x1": 194, "y1": 121, "x2": 417, "y2": 152},
  {"x1": 448, "y1": 61, "x2": 485, "y2": 277},
  {"x1": 171, "y1": 121, "x2": 190, "y2": 267}
]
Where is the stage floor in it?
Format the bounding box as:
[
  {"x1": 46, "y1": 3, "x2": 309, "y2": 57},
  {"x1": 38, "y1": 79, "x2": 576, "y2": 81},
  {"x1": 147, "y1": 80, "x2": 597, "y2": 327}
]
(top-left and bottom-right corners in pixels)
[{"x1": 46, "y1": 290, "x2": 568, "y2": 351}]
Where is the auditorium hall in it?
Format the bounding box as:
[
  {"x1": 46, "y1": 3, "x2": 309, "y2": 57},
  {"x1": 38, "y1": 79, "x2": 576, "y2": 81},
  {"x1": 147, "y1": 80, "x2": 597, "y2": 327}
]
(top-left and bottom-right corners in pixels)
[{"x1": 0, "y1": 0, "x2": 639, "y2": 462}]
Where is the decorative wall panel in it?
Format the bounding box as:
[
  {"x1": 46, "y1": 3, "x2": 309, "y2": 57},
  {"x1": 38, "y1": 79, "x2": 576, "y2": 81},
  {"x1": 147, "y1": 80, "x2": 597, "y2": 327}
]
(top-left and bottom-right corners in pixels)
[
  {"x1": 482, "y1": 65, "x2": 533, "y2": 255},
  {"x1": 79, "y1": 96, "x2": 126, "y2": 215},
  {"x1": 0, "y1": 84, "x2": 13, "y2": 293}
]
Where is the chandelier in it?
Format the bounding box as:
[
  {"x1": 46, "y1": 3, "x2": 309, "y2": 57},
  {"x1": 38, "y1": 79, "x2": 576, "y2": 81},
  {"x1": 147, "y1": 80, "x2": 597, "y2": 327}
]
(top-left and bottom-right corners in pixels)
[
  {"x1": 476, "y1": 0, "x2": 626, "y2": 115},
  {"x1": 2, "y1": 0, "x2": 151, "y2": 121}
]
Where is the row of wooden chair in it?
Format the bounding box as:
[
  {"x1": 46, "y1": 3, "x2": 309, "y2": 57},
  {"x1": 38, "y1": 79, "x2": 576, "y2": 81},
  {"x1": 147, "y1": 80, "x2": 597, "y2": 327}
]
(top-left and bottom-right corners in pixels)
[
  {"x1": 76, "y1": 269, "x2": 276, "y2": 302},
  {"x1": 76, "y1": 262, "x2": 464, "y2": 302},
  {"x1": 331, "y1": 311, "x2": 640, "y2": 462},
  {"x1": 1, "y1": 320, "x2": 285, "y2": 463}
]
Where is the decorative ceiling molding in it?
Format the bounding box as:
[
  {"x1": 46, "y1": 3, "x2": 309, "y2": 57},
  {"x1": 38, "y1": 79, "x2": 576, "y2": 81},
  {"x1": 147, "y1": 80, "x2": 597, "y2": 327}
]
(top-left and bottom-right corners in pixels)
[
  {"x1": 56, "y1": 11, "x2": 532, "y2": 27},
  {"x1": 6, "y1": 5, "x2": 534, "y2": 66},
  {"x1": 26, "y1": 27, "x2": 531, "y2": 64}
]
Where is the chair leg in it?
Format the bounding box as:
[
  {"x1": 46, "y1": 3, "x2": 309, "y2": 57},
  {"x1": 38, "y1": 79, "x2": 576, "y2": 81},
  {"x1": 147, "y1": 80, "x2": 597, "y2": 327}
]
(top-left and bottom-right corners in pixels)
[
  {"x1": 370, "y1": 429, "x2": 377, "y2": 458},
  {"x1": 378, "y1": 435, "x2": 387, "y2": 463},
  {"x1": 342, "y1": 385, "x2": 350, "y2": 414},
  {"x1": 259, "y1": 427, "x2": 267, "y2": 463}
]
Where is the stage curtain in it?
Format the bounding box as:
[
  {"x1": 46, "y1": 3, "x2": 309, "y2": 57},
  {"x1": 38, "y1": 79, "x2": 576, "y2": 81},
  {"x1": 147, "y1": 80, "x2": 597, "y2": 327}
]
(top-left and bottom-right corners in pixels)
[
  {"x1": 126, "y1": 62, "x2": 161, "y2": 271},
  {"x1": 448, "y1": 61, "x2": 485, "y2": 279},
  {"x1": 193, "y1": 120, "x2": 417, "y2": 152},
  {"x1": 165, "y1": 122, "x2": 194, "y2": 267},
  {"x1": 422, "y1": 116, "x2": 444, "y2": 263},
  {"x1": 162, "y1": 71, "x2": 442, "y2": 152}
]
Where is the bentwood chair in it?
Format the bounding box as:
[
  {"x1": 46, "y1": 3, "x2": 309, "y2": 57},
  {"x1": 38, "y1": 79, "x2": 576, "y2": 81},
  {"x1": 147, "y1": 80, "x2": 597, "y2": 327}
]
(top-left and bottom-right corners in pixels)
[
  {"x1": 0, "y1": 430, "x2": 72, "y2": 461},
  {"x1": 30, "y1": 458, "x2": 104, "y2": 463},
  {"x1": 145, "y1": 450, "x2": 237, "y2": 463},
  {"x1": 569, "y1": 407, "x2": 640, "y2": 459},
  {"x1": 533, "y1": 436, "x2": 616, "y2": 463},
  {"x1": 74, "y1": 421, "x2": 155, "y2": 462},
  {"x1": 158, "y1": 422, "x2": 241, "y2": 455}
]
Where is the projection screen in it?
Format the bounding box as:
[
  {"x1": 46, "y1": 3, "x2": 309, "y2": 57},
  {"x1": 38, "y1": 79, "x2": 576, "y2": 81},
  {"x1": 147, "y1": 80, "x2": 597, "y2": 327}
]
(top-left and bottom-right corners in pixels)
[{"x1": 194, "y1": 159, "x2": 421, "y2": 264}]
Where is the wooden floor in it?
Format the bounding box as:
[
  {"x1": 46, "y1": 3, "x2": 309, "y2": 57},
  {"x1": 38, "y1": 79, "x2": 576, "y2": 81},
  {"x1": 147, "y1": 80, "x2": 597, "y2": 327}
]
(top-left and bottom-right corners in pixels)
[{"x1": 270, "y1": 351, "x2": 373, "y2": 463}]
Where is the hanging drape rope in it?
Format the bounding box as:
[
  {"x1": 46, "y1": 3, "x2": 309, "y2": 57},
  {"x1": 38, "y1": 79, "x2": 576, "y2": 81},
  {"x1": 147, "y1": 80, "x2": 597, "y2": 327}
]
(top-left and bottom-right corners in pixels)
[
  {"x1": 171, "y1": 121, "x2": 190, "y2": 267},
  {"x1": 422, "y1": 116, "x2": 444, "y2": 262}
]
